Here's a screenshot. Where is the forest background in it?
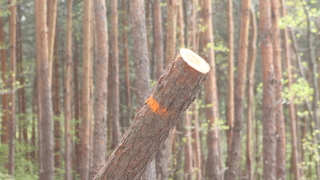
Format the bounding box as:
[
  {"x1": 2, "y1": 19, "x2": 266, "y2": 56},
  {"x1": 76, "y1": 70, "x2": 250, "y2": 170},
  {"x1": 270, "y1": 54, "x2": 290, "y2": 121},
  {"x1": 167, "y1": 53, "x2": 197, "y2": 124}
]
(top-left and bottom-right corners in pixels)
[{"x1": 0, "y1": 0, "x2": 320, "y2": 179}]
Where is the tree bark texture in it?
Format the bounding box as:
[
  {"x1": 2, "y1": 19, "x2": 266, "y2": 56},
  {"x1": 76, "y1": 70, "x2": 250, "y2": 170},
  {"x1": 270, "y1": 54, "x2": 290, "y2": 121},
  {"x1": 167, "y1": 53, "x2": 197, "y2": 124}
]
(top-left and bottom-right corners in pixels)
[
  {"x1": 93, "y1": 49, "x2": 210, "y2": 180},
  {"x1": 272, "y1": 0, "x2": 286, "y2": 179},
  {"x1": 35, "y1": 0, "x2": 54, "y2": 179},
  {"x1": 260, "y1": 0, "x2": 276, "y2": 179},
  {"x1": 199, "y1": 0, "x2": 221, "y2": 179},
  {"x1": 0, "y1": 15, "x2": 8, "y2": 144},
  {"x1": 246, "y1": 8, "x2": 257, "y2": 180},
  {"x1": 226, "y1": 0, "x2": 234, "y2": 155},
  {"x1": 153, "y1": 0, "x2": 164, "y2": 79},
  {"x1": 80, "y1": 0, "x2": 92, "y2": 178},
  {"x1": 184, "y1": 111, "x2": 194, "y2": 180},
  {"x1": 8, "y1": 0, "x2": 17, "y2": 175},
  {"x1": 165, "y1": 0, "x2": 177, "y2": 65},
  {"x1": 64, "y1": 0, "x2": 73, "y2": 179},
  {"x1": 226, "y1": 0, "x2": 251, "y2": 178}
]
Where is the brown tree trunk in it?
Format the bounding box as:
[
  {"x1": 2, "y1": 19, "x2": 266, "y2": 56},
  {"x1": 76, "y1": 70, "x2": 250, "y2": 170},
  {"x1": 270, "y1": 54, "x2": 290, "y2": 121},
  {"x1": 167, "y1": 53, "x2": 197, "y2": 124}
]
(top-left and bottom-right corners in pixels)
[
  {"x1": 35, "y1": 0, "x2": 54, "y2": 179},
  {"x1": 79, "y1": 0, "x2": 92, "y2": 178},
  {"x1": 177, "y1": 0, "x2": 185, "y2": 47},
  {"x1": 246, "y1": 8, "x2": 257, "y2": 180},
  {"x1": 92, "y1": 0, "x2": 108, "y2": 174},
  {"x1": 93, "y1": 49, "x2": 210, "y2": 180},
  {"x1": 52, "y1": 32, "x2": 61, "y2": 169},
  {"x1": 260, "y1": 0, "x2": 276, "y2": 179},
  {"x1": 109, "y1": 0, "x2": 121, "y2": 149},
  {"x1": 280, "y1": 0, "x2": 300, "y2": 179},
  {"x1": 8, "y1": 0, "x2": 17, "y2": 175},
  {"x1": 153, "y1": 0, "x2": 164, "y2": 79},
  {"x1": 225, "y1": 0, "x2": 251, "y2": 178},
  {"x1": 191, "y1": 102, "x2": 202, "y2": 180},
  {"x1": 184, "y1": 110, "x2": 194, "y2": 180},
  {"x1": 64, "y1": 0, "x2": 73, "y2": 179},
  {"x1": 165, "y1": 0, "x2": 177, "y2": 65},
  {"x1": 0, "y1": 15, "x2": 8, "y2": 144},
  {"x1": 226, "y1": 0, "x2": 234, "y2": 157},
  {"x1": 272, "y1": 0, "x2": 286, "y2": 179},
  {"x1": 47, "y1": 0, "x2": 58, "y2": 86},
  {"x1": 199, "y1": 1, "x2": 221, "y2": 180}
]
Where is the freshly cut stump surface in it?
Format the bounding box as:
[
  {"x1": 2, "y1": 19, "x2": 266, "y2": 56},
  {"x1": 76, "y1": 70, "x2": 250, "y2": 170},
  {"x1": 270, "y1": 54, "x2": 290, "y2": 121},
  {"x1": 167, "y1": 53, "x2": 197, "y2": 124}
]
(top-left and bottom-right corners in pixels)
[{"x1": 93, "y1": 48, "x2": 210, "y2": 180}]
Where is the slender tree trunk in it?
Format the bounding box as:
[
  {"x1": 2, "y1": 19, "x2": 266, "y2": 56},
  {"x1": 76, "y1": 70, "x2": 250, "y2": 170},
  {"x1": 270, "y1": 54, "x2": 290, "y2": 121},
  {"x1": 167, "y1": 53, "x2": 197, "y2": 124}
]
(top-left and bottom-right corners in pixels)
[
  {"x1": 64, "y1": 0, "x2": 73, "y2": 179},
  {"x1": 280, "y1": 0, "x2": 300, "y2": 179},
  {"x1": 153, "y1": 0, "x2": 164, "y2": 79},
  {"x1": 93, "y1": 49, "x2": 210, "y2": 180},
  {"x1": 31, "y1": 78, "x2": 37, "y2": 161},
  {"x1": 35, "y1": 0, "x2": 54, "y2": 179},
  {"x1": 47, "y1": 0, "x2": 58, "y2": 86},
  {"x1": 272, "y1": 0, "x2": 286, "y2": 179},
  {"x1": 184, "y1": 111, "x2": 194, "y2": 180},
  {"x1": 8, "y1": 0, "x2": 17, "y2": 175},
  {"x1": 226, "y1": 0, "x2": 234, "y2": 158},
  {"x1": 225, "y1": 0, "x2": 251, "y2": 178},
  {"x1": 246, "y1": 8, "x2": 257, "y2": 180},
  {"x1": 165, "y1": 0, "x2": 177, "y2": 65},
  {"x1": 92, "y1": 0, "x2": 108, "y2": 174},
  {"x1": 260, "y1": 0, "x2": 276, "y2": 179},
  {"x1": 109, "y1": 0, "x2": 121, "y2": 149},
  {"x1": 191, "y1": 103, "x2": 202, "y2": 180},
  {"x1": 52, "y1": 32, "x2": 61, "y2": 169},
  {"x1": 199, "y1": 1, "x2": 221, "y2": 180},
  {"x1": 79, "y1": 0, "x2": 92, "y2": 178},
  {"x1": 0, "y1": 15, "x2": 8, "y2": 144}
]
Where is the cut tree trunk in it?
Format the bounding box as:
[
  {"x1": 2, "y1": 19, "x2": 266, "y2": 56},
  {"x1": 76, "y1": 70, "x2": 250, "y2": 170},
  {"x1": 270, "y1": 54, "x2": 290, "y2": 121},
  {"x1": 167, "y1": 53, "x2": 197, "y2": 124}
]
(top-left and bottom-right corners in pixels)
[{"x1": 93, "y1": 49, "x2": 210, "y2": 180}]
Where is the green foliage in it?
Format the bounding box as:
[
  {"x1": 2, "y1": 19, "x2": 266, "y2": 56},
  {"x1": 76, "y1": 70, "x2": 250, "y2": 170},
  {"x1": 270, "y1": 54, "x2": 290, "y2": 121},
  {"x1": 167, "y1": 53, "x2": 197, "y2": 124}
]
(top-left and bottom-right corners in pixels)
[{"x1": 282, "y1": 77, "x2": 314, "y2": 104}]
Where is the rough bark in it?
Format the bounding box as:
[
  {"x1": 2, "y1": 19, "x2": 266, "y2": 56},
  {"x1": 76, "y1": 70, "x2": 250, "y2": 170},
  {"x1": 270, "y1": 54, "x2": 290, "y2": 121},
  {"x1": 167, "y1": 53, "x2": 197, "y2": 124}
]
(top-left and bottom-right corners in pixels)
[
  {"x1": 260, "y1": 0, "x2": 276, "y2": 179},
  {"x1": 0, "y1": 15, "x2": 8, "y2": 144},
  {"x1": 199, "y1": 1, "x2": 221, "y2": 180},
  {"x1": 47, "y1": 0, "x2": 58, "y2": 86},
  {"x1": 272, "y1": 0, "x2": 286, "y2": 179},
  {"x1": 8, "y1": 0, "x2": 17, "y2": 175},
  {"x1": 246, "y1": 8, "x2": 257, "y2": 180},
  {"x1": 280, "y1": 0, "x2": 300, "y2": 179},
  {"x1": 226, "y1": 0, "x2": 234, "y2": 156},
  {"x1": 165, "y1": 0, "x2": 177, "y2": 65},
  {"x1": 35, "y1": 0, "x2": 54, "y2": 179},
  {"x1": 225, "y1": 0, "x2": 251, "y2": 178},
  {"x1": 93, "y1": 49, "x2": 210, "y2": 180},
  {"x1": 64, "y1": 0, "x2": 73, "y2": 179},
  {"x1": 79, "y1": 0, "x2": 92, "y2": 178},
  {"x1": 92, "y1": 0, "x2": 108, "y2": 174}
]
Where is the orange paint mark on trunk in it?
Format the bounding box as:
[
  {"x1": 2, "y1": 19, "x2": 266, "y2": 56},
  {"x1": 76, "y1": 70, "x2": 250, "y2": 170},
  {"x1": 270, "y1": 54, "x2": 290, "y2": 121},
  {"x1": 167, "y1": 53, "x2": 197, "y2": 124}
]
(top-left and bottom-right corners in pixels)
[{"x1": 145, "y1": 96, "x2": 167, "y2": 115}]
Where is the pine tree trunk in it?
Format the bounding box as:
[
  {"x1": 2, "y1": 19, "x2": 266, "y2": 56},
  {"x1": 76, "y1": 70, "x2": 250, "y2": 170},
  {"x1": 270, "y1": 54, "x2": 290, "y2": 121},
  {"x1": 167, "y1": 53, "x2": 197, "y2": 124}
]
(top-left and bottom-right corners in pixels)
[
  {"x1": 199, "y1": 0, "x2": 222, "y2": 179},
  {"x1": 165, "y1": 0, "x2": 177, "y2": 65},
  {"x1": 184, "y1": 110, "x2": 194, "y2": 180},
  {"x1": 246, "y1": 8, "x2": 257, "y2": 180},
  {"x1": 35, "y1": 0, "x2": 54, "y2": 179},
  {"x1": 0, "y1": 15, "x2": 8, "y2": 144},
  {"x1": 64, "y1": 0, "x2": 73, "y2": 179},
  {"x1": 8, "y1": 1, "x2": 17, "y2": 175},
  {"x1": 260, "y1": 1, "x2": 276, "y2": 179},
  {"x1": 226, "y1": 0, "x2": 234, "y2": 157},
  {"x1": 226, "y1": 0, "x2": 251, "y2": 178},
  {"x1": 79, "y1": 0, "x2": 92, "y2": 178},
  {"x1": 280, "y1": 0, "x2": 300, "y2": 179},
  {"x1": 92, "y1": 0, "x2": 108, "y2": 174},
  {"x1": 93, "y1": 49, "x2": 210, "y2": 180},
  {"x1": 272, "y1": 0, "x2": 286, "y2": 179}
]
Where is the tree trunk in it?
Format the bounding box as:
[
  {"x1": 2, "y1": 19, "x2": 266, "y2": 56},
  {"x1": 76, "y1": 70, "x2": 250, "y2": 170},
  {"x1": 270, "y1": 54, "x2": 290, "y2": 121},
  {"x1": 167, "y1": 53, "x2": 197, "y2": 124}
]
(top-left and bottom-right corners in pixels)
[
  {"x1": 79, "y1": 0, "x2": 92, "y2": 178},
  {"x1": 272, "y1": 0, "x2": 286, "y2": 179},
  {"x1": 8, "y1": 0, "x2": 17, "y2": 175},
  {"x1": 190, "y1": 102, "x2": 202, "y2": 180},
  {"x1": 260, "y1": 0, "x2": 276, "y2": 179},
  {"x1": 109, "y1": 0, "x2": 121, "y2": 149},
  {"x1": 0, "y1": 15, "x2": 8, "y2": 144},
  {"x1": 165, "y1": 0, "x2": 177, "y2": 65},
  {"x1": 226, "y1": 0, "x2": 234, "y2": 157},
  {"x1": 35, "y1": 0, "x2": 54, "y2": 179},
  {"x1": 47, "y1": 0, "x2": 58, "y2": 87},
  {"x1": 225, "y1": 0, "x2": 251, "y2": 178},
  {"x1": 64, "y1": 0, "x2": 73, "y2": 179},
  {"x1": 93, "y1": 49, "x2": 210, "y2": 180},
  {"x1": 184, "y1": 110, "x2": 194, "y2": 180},
  {"x1": 199, "y1": 0, "x2": 221, "y2": 180},
  {"x1": 153, "y1": 0, "x2": 164, "y2": 79},
  {"x1": 280, "y1": 0, "x2": 300, "y2": 179},
  {"x1": 246, "y1": 8, "x2": 257, "y2": 180},
  {"x1": 52, "y1": 31, "x2": 61, "y2": 169}
]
